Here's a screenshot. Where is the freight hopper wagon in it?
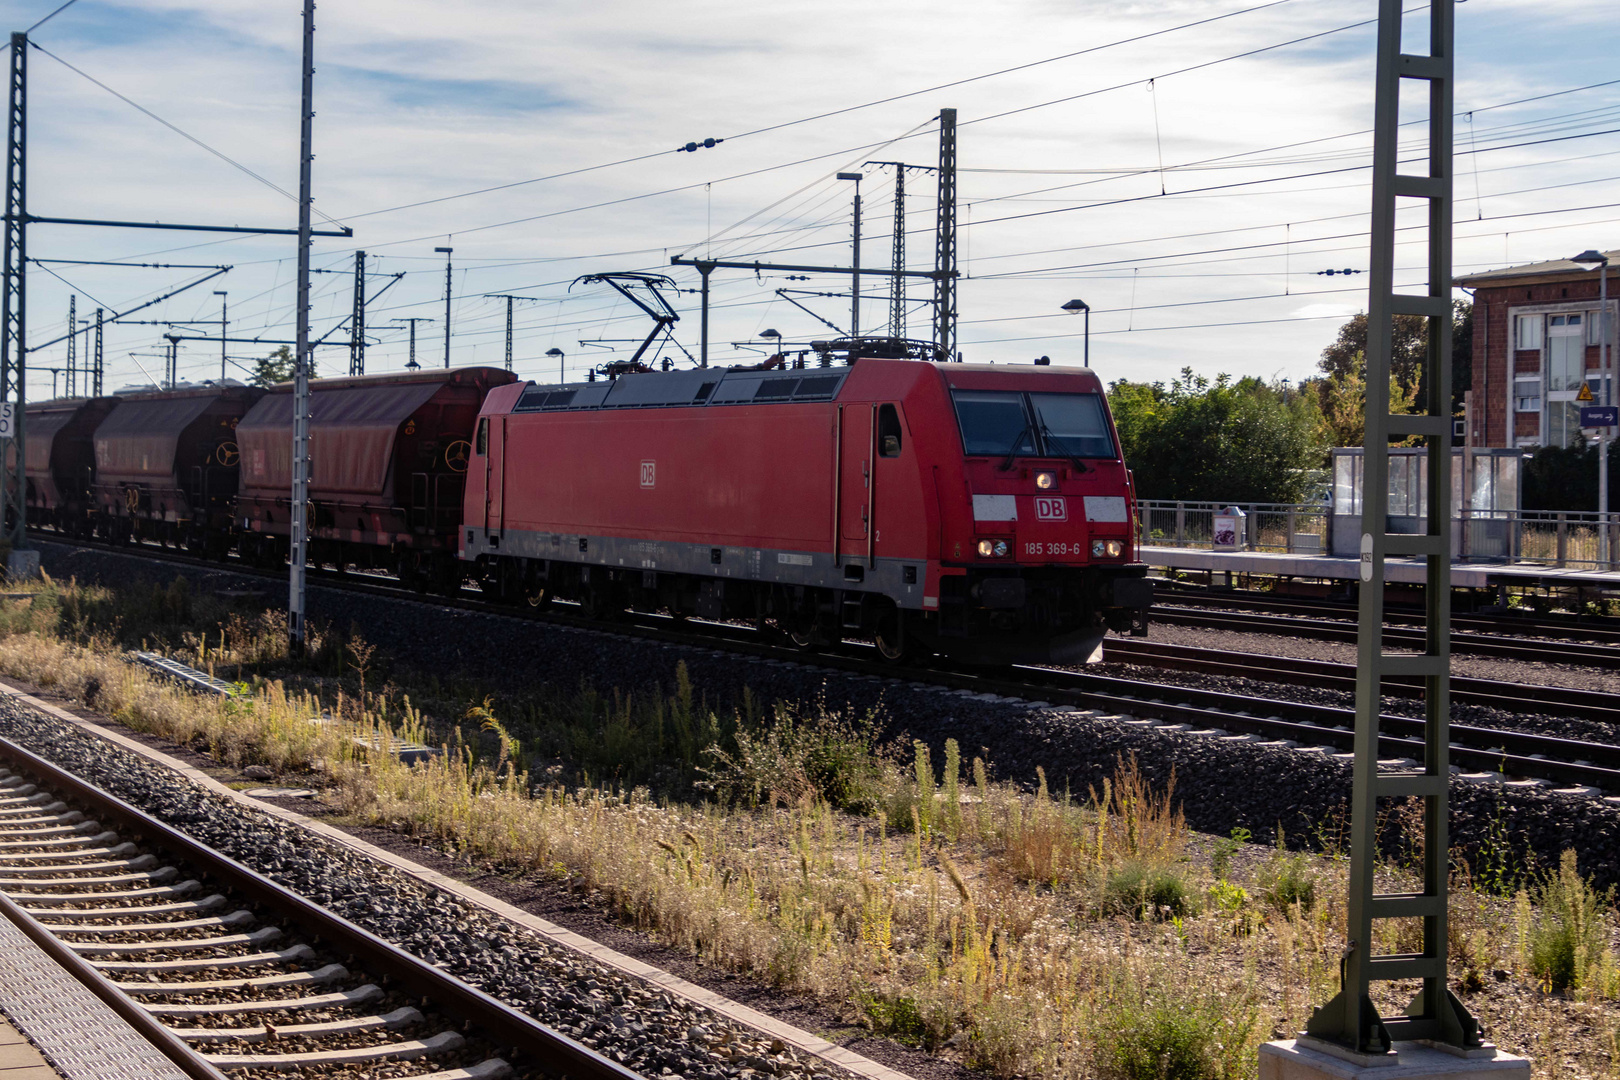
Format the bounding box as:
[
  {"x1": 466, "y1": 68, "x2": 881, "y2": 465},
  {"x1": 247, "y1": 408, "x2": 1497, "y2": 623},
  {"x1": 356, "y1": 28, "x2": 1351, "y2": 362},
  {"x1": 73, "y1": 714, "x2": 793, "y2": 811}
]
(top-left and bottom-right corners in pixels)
[
  {"x1": 463, "y1": 358, "x2": 1152, "y2": 664},
  {"x1": 91, "y1": 384, "x2": 262, "y2": 555},
  {"x1": 235, "y1": 367, "x2": 516, "y2": 589},
  {"x1": 25, "y1": 397, "x2": 119, "y2": 538}
]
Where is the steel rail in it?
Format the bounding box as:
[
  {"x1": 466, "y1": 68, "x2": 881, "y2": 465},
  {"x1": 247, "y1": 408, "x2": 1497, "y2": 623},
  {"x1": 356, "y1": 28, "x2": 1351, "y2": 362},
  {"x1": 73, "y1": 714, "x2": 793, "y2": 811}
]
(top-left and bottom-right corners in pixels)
[
  {"x1": 1154, "y1": 586, "x2": 1620, "y2": 645},
  {"x1": 1103, "y1": 637, "x2": 1620, "y2": 725},
  {"x1": 1148, "y1": 606, "x2": 1620, "y2": 667},
  {"x1": 26, "y1": 532, "x2": 1620, "y2": 791},
  {"x1": 0, "y1": 735, "x2": 646, "y2": 1080},
  {"x1": 0, "y1": 887, "x2": 228, "y2": 1080}
]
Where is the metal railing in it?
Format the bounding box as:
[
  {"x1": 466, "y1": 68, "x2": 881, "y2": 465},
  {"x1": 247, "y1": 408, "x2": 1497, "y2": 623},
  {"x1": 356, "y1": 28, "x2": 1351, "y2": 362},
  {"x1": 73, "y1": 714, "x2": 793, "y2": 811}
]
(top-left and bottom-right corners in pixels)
[
  {"x1": 1136, "y1": 500, "x2": 1330, "y2": 555},
  {"x1": 1137, "y1": 500, "x2": 1620, "y2": 570}
]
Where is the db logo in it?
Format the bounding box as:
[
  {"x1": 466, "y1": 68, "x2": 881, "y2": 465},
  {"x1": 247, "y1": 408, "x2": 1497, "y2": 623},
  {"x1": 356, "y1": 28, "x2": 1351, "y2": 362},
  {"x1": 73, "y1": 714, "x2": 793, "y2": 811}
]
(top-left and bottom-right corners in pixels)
[
  {"x1": 640, "y1": 460, "x2": 656, "y2": 488},
  {"x1": 1034, "y1": 496, "x2": 1067, "y2": 522}
]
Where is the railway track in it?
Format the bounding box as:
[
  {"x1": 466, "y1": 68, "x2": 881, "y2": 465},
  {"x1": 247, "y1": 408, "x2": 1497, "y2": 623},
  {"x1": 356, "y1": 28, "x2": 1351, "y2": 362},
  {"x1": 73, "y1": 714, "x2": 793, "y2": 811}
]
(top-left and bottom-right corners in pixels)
[
  {"x1": 27, "y1": 533, "x2": 1620, "y2": 794},
  {"x1": 1101, "y1": 638, "x2": 1620, "y2": 726},
  {"x1": 0, "y1": 734, "x2": 642, "y2": 1080},
  {"x1": 1148, "y1": 605, "x2": 1620, "y2": 667},
  {"x1": 1154, "y1": 585, "x2": 1620, "y2": 646}
]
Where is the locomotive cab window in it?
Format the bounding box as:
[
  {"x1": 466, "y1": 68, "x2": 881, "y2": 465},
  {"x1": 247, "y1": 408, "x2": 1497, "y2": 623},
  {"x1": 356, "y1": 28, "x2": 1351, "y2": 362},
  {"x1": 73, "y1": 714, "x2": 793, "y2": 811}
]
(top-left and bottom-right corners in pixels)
[
  {"x1": 878, "y1": 404, "x2": 903, "y2": 457},
  {"x1": 475, "y1": 417, "x2": 489, "y2": 456},
  {"x1": 953, "y1": 391, "x2": 1032, "y2": 456},
  {"x1": 1029, "y1": 393, "x2": 1115, "y2": 459}
]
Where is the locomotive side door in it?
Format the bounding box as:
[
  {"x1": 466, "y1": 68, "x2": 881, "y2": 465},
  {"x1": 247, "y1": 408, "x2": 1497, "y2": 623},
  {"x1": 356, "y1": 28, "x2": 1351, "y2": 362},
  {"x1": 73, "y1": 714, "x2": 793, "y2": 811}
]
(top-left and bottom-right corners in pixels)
[
  {"x1": 480, "y1": 416, "x2": 506, "y2": 535},
  {"x1": 838, "y1": 405, "x2": 871, "y2": 560}
]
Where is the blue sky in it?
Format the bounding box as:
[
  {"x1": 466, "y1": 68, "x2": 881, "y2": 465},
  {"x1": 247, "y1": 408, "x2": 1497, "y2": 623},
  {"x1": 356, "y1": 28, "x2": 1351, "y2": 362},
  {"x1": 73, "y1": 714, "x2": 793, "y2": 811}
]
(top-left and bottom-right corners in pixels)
[{"x1": 6, "y1": 0, "x2": 1619, "y2": 395}]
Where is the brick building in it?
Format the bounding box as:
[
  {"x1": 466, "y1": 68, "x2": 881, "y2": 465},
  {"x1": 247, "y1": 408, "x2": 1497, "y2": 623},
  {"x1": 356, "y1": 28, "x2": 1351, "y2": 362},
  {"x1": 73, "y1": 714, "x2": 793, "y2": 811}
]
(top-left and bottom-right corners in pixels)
[{"x1": 1455, "y1": 249, "x2": 1617, "y2": 448}]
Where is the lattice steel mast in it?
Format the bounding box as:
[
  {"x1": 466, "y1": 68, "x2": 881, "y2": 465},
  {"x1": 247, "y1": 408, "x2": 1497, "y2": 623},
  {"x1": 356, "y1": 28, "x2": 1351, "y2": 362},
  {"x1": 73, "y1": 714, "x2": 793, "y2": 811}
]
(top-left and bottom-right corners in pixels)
[
  {"x1": 1304, "y1": 0, "x2": 1476, "y2": 1054},
  {"x1": 2, "y1": 32, "x2": 28, "y2": 551},
  {"x1": 932, "y1": 108, "x2": 957, "y2": 363},
  {"x1": 348, "y1": 250, "x2": 365, "y2": 375}
]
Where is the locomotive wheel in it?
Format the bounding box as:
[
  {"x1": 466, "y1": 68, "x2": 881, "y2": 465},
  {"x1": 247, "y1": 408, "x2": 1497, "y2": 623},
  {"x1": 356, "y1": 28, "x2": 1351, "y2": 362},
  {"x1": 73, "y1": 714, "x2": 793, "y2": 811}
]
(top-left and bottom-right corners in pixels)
[
  {"x1": 873, "y1": 607, "x2": 913, "y2": 665},
  {"x1": 526, "y1": 586, "x2": 551, "y2": 610}
]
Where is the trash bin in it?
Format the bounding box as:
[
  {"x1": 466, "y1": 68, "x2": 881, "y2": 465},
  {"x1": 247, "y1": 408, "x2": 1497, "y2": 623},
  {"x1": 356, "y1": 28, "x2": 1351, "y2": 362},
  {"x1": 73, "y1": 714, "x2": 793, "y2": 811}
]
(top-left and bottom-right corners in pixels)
[{"x1": 1213, "y1": 505, "x2": 1246, "y2": 551}]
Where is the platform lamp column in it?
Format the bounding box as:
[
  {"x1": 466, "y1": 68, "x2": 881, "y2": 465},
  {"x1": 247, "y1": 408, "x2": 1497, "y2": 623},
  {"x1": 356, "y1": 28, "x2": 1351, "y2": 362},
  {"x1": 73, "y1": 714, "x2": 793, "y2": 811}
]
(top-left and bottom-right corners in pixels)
[
  {"x1": 545, "y1": 347, "x2": 564, "y2": 383},
  {"x1": 1061, "y1": 299, "x2": 1090, "y2": 367},
  {"x1": 838, "y1": 172, "x2": 862, "y2": 343},
  {"x1": 435, "y1": 246, "x2": 453, "y2": 368},
  {"x1": 1573, "y1": 250, "x2": 1610, "y2": 567}
]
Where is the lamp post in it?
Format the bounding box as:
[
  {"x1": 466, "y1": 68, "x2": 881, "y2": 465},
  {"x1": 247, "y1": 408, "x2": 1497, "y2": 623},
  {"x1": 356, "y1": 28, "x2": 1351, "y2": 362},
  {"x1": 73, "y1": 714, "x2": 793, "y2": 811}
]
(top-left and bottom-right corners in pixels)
[
  {"x1": 434, "y1": 246, "x2": 453, "y2": 367},
  {"x1": 837, "y1": 172, "x2": 862, "y2": 343},
  {"x1": 1061, "y1": 298, "x2": 1091, "y2": 367},
  {"x1": 545, "y1": 347, "x2": 565, "y2": 383},
  {"x1": 1573, "y1": 249, "x2": 1612, "y2": 566},
  {"x1": 213, "y1": 291, "x2": 228, "y2": 381}
]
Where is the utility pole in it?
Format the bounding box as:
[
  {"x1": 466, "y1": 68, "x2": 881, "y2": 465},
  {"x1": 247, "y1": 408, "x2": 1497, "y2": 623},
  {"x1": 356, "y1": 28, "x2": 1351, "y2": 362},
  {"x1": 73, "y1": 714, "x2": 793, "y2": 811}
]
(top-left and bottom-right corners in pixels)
[
  {"x1": 485, "y1": 293, "x2": 538, "y2": 371},
  {"x1": 162, "y1": 333, "x2": 180, "y2": 388},
  {"x1": 837, "y1": 172, "x2": 862, "y2": 342},
  {"x1": 933, "y1": 108, "x2": 958, "y2": 362},
  {"x1": 393, "y1": 317, "x2": 433, "y2": 370},
  {"x1": 64, "y1": 294, "x2": 75, "y2": 397},
  {"x1": 289, "y1": 0, "x2": 317, "y2": 657},
  {"x1": 2, "y1": 31, "x2": 30, "y2": 559},
  {"x1": 213, "y1": 290, "x2": 227, "y2": 381},
  {"x1": 435, "y1": 246, "x2": 453, "y2": 367},
  {"x1": 865, "y1": 161, "x2": 933, "y2": 341},
  {"x1": 92, "y1": 307, "x2": 103, "y2": 396},
  {"x1": 348, "y1": 250, "x2": 366, "y2": 375}
]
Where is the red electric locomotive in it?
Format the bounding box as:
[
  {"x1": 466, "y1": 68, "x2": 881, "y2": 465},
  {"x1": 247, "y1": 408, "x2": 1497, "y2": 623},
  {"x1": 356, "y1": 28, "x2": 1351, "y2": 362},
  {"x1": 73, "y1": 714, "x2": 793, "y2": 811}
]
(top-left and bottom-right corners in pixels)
[{"x1": 462, "y1": 357, "x2": 1151, "y2": 664}]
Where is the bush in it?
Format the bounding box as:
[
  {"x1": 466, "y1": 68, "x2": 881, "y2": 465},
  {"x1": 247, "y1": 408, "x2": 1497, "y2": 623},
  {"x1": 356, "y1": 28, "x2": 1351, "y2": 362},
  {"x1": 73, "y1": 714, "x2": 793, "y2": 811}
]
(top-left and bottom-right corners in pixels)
[
  {"x1": 1525, "y1": 850, "x2": 1614, "y2": 992},
  {"x1": 1256, "y1": 845, "x2": 1317, "y2": 912},
  {"x1": 698, "y1": 701, "x2": 890, "y2": 812},
  {"x1": 1099, "y1": 990, "x2": 1255, "y2": 1080},
  {"x1": 1104, "y1": 858, "x2": 1195, "y2": 920}
]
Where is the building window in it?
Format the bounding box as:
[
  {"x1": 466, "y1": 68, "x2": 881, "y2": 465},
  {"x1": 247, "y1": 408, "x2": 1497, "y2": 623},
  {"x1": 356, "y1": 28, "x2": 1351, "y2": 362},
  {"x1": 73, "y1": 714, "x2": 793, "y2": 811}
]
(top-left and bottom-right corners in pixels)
[
  {"x1": 1514, "y1": 379, "x2": 1541, "y2": 412},
  {"x1": 1548, "y1": 314, "x2": 1583, "y2": 391},
  {"x1": 1589, "y1": 310, "x2": 1612, "y2": 346},
  {"x1": 1515, "y1": 313, "x2": 1543, "y2": 350}
]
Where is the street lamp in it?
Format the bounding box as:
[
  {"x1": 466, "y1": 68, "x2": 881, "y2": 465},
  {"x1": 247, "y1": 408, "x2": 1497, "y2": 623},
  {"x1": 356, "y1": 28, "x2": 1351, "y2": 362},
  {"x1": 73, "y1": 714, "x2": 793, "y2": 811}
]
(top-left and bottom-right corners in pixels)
[
  {"x1": 837, "y1": 172, "x2": 862, "y2": 342},
  {"x1": 213, "y1": 291, "x2": 228, "y2": 381},
  {"x1": 1061, "y1": 298, "x2": 1091, "y2": 368},
  {"x1": 545, "y1": 347, "x2": 565, "y2": 383},
  {"x1": 434, "y1": 246, "x2": 454, "y2": 368},
  {"x1": 1573, "y1": 249, "x2": 1612, "y2": 566}
]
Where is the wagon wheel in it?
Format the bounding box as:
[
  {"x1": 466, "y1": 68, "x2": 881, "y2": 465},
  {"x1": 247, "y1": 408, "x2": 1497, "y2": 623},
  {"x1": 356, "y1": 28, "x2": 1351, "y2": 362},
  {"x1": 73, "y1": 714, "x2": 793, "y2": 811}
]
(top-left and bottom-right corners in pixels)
[
  {"x1": 123, "y1": 487, "x2": 140, "y2": 513},
  {"x1": 216, "y1": 441, "x2": 240, "y2": 467},
  {"x1": 443, "y1": 440, "x2": 472, "y2": 473}
]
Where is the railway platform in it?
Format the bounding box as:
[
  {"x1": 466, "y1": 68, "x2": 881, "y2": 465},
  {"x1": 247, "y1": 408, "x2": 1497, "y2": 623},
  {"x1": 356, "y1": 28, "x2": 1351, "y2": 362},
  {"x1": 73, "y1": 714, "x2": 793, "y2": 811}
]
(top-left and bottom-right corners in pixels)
[
  {"x1": 1140, "y1": 545, "x2": 1620, "y2": 591},
  {"x1": 0, "y1": 891, "x2": 193, "y2": 1080}
]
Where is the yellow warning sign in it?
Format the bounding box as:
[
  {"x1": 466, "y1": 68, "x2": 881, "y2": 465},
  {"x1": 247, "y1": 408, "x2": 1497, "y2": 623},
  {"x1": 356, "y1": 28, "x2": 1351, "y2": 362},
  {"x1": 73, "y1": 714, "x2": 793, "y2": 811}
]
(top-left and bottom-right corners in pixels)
[{"x1": 1578, "y1": 382, "x2": 1595, "y2": 402}]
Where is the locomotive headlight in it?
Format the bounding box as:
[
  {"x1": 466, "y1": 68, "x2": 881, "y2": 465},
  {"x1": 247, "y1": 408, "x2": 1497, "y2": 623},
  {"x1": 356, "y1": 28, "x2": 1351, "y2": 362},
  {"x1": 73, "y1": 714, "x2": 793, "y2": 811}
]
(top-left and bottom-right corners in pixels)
[
  {"x1": 994, "y1": 539, "x2": 1010, "y2": 557},
  {"x1": 977, "y1": 540, "x2": 994, "y2": 558},
  {"x1": 1091, "y1": 540, "x2": 1124, "y2": 558},
  {"x1": 1035, "y1": 471, "x2": 1057, "y2": 490},
  {"x1": 977, "y1": 539, "x2": 1011, "y2": 558}
]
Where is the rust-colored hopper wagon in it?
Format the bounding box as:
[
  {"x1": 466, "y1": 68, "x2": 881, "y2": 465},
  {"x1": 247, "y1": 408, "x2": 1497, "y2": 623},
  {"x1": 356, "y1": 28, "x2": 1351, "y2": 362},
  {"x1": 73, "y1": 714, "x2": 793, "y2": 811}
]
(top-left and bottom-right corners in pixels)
[
  {"x1": 91, "y1": 384, "x2": 263, "y2": 554},
  {"x1": 235, "y1": 367, "x2": 516, "y2": 588},
  {"x1": 25, "y1": 397, "x2": 119, "y2": 538}
]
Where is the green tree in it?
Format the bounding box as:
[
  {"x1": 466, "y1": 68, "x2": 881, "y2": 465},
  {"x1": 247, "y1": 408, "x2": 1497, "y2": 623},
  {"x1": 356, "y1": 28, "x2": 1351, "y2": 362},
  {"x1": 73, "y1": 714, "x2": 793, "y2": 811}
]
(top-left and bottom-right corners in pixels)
[
  {"x1": 1108, "y1": 368, "x2": 1326, "y2": 503},
  {"x1": 1319, "y1": 300, "x2": 1471, "y2": 412},
  {"x1": 1305, "y1": 349, "x2": 1420, "y2": 448},
  {"x1": 247, "y1": 345, "x2": 313, "y2": 388}
]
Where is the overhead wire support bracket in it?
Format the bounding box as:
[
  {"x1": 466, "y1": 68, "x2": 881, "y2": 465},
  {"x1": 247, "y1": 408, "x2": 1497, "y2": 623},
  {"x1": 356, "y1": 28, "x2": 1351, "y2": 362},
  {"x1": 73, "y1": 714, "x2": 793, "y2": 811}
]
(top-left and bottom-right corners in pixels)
[{"x1": 10, "y1": 213, "x2": 351, "y2": 237}]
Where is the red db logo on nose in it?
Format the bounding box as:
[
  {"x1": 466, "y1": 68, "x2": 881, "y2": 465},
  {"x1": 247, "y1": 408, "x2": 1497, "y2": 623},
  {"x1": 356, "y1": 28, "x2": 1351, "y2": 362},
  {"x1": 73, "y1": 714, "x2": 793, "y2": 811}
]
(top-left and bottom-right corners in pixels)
[{"x1": 1034, "y1": 497, "x2": 1067, "y2": 521}]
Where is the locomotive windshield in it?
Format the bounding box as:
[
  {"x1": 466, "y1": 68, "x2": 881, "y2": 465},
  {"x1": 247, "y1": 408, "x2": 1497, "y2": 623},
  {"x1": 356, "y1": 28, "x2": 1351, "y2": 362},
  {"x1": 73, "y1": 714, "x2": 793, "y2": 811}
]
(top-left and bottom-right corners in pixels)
[{"x1": 952, "y1": 389, "x2": 1116, "y2": 459}]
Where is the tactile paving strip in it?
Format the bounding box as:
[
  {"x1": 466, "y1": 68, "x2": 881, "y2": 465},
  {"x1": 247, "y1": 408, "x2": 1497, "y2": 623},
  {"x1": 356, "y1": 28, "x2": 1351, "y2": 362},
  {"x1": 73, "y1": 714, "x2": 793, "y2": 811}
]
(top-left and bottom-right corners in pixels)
[{"x1": 0, "y1": 912, "x2": 188, "y2": 1080}]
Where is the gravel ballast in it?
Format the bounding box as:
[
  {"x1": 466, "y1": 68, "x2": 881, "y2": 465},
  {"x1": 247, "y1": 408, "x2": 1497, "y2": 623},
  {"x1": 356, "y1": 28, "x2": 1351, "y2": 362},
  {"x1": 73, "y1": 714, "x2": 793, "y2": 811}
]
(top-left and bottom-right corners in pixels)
[
  {"x1": 28, "y1": 539, "x2": 1620, "y2": 887},
  {"x1": 0, "y1": 698, "x2": 842, "y2": 1080}
]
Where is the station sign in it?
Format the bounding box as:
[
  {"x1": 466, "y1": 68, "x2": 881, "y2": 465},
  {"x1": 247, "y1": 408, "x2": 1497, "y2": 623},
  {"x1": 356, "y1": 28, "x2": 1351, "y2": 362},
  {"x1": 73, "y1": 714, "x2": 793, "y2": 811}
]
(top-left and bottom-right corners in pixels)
[{"x1": 1581, "y1": 405, "x2": 1618, "y2": 428}]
